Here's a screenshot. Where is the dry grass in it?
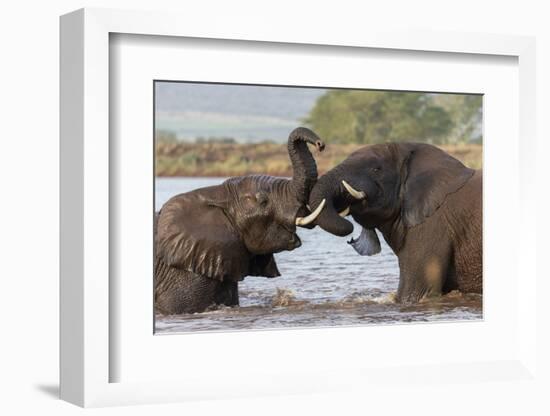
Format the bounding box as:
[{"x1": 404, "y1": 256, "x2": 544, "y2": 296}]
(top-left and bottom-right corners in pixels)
[{"x1": 155, "y1": 141, "x2": 482, "y2": 177}]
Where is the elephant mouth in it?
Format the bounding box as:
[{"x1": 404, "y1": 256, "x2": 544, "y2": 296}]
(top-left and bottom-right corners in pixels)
[
  {"x1": 288, "y1": 233, "x2": 302, "y2": 250},
  {"x1": 276, "y1": 223, "x2": 302, "y2": 252},
  {"x1": 332, "y1": 181, "x2": 369, "y2": 219},
  {"x1": 308, "y1": 178, "x2": 371, "y2": 237}
]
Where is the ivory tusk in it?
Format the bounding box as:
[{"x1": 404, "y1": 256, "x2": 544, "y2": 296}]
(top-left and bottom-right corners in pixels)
[
  {"x1": 296, "y1": 199, "x2": 326, "y2": 226},
  {"x1": 339, "y1": 206, "x2": 350, "y2": 217},
  {"x1": 342, "y1": 180, "x2": 366, "y2": 199}
]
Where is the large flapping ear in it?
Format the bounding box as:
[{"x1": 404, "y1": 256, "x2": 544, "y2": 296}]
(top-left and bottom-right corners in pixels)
[
  {"x1": 400, "y1": 143, "x2": 475, "y2": 228},
  {"x1": 248, "y1": 254, "x2": 281, "y2": 278},
  {"x1": 156, "y1": 187, "x2": 250, "y2": 282}
]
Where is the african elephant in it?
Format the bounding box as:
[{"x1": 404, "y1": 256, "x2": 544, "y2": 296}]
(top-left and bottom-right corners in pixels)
[
  {"x1": 155, "y1": 127, "x2": 327, "y2": 314},
  {"x1": 308, "y1": 142, "x2": 482, "y2": 303}
]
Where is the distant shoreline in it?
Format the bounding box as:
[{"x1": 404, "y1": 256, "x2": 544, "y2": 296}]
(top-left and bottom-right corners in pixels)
[{"x1": 155, "y1": 142, "x2": 482, "y2": 177}]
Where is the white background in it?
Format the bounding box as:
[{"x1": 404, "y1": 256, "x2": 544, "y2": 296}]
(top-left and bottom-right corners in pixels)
[
  {"x1": 112, "y1": 34, "x2": 519, "y2": 384},
  {"x1": 1, "y1": 1, "x2": 548, "y2": 415}
]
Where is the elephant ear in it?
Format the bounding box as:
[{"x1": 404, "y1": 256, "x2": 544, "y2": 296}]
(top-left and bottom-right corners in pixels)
[
  {"x1": 156, "y1": 188, "x2": 250, "y2": 282},
  {"x1": 248, "y1": 254, "x2": 281, "y2": 278},
  {"x1": 400, "y1": 143, "x2": 475, "y2": 228}
]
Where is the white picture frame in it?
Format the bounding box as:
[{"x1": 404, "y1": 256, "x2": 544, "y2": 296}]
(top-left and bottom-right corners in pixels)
[{"x1": 60, "y1": 7, "x2": 538, "y2": 408}]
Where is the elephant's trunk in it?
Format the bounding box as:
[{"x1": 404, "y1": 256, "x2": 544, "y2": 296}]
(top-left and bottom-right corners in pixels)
[
  {"x1": 308, "y1": 168, "x2": 355, "y2": 236},
  {"x1": 287, "y1": 127, "x2": 325, "y2": 204}
]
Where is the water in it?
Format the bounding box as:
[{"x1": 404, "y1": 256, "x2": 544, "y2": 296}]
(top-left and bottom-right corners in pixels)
[{"x1": 155, "y1": 177, "x2": 482, "y2": 333}]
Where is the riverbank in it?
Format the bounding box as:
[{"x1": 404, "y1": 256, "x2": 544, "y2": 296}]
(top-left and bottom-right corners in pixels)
[{"x1": 155, "y1": 141, "x2": 482, "y2": 177}]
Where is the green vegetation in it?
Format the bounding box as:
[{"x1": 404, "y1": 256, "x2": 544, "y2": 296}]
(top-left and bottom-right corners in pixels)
[
  {"x1": 155, "y1": 91, "x2": 483, "y2": 177},
  {"x1": 195, "y1": 136, "x2": 237, "y2": 144},
  {"x1": 155, "y1": 130, "x2": 178, "y2": 143},
  {"x1": 304, "y1": 91, "x2": 482, "y2": 144},
  {"x1": 431, "y1": 94, "x2": 483, "y2": 143}
]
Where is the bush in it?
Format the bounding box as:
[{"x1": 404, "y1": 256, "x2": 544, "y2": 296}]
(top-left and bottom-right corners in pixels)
[{"x1": 305, "y1": 91, "x2": 482, "y2": 145}]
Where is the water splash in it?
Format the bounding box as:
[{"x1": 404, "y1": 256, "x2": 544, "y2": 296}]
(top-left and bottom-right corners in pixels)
[
  {"x1": 271, "y1": 288, "x2": 298, "y2": 307},
  {"x1": 370, "y1": 292, "x2": 397, "y2": 304}
]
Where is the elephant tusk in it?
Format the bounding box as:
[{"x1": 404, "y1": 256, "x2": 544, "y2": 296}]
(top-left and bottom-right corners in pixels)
[
  {"x1": 339, "y1": 206, "x2": 350, "y2": 217},
  {"x1": 296, "y1": 199, "x2": 326, "y2": 226},
  {"x1": 342, "y1": 180, "x2": 366, "y2": 200}
]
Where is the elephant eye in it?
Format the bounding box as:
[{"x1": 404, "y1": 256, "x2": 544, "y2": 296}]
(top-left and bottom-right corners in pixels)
[
  {"x1": 370, "y1": 166, "x2": 381, "y2": 174},
  {"x1": 255, "y1": 192, "x2": 269, "y2": 207}
]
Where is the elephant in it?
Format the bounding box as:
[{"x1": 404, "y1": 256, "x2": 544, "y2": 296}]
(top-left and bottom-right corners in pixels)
[
  {"x1": 308, "y1": 142, "x2": 482, "y2": 303},
  {"x1": 155, "y1": 127, "x2": 327, "y2": 315}
]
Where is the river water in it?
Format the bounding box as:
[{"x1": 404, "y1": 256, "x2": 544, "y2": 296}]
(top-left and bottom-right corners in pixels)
[{"x1": 155, "y1": 177, "x2": 482, "y2": 333}]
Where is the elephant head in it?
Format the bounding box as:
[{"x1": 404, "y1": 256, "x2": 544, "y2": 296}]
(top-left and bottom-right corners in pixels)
[
  {"x1": 156, "y1": 127, "x2": 326, "y2": 282},
  {"x1": 308, "y1": 142, "x2": 475, "y2": 254}
]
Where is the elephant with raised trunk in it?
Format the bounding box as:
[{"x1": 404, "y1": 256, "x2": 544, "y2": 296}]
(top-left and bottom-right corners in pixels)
[
  {"x1": 309, "y1": 142, "x2": 482, "y2": 303},
  {"x1": 155, "y1": 127, "x2": 327, "y2": 314}
]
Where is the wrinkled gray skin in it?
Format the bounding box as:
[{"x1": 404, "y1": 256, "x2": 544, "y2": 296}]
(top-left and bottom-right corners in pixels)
[
  {"x1": 155, "y1": 127, "x2": 325, "y2": 315},
  {"x1": 309, "y1": 142, "x2": 482, "y2": 303}
]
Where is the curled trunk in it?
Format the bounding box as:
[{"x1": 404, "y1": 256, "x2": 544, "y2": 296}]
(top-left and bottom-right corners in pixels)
[
  {"x1": 308, "y1": 169, "x2": 355, "y2": 236},
  {"x1": 287, "y1": 127, "x2": 325, "y2": 204}
]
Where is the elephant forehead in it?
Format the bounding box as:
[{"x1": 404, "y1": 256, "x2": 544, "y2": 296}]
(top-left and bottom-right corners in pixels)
[
  {"x1": 227, "y1": 174, "x2": 274, "y2": 190},
  {"x1": 348, "y1": 143, "x2": 392, "y2": 162},
  {"x1": 225, "y1": 175, "x2": 302, "y2": 222}
]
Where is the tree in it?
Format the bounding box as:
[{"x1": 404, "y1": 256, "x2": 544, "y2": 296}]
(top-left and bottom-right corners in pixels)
[
  {"x1": 431, "y1": 94, "x2": 482, "y2": 143},
  {"x1": 304, "y1": 90, "x2": 472, "y2": 144}
]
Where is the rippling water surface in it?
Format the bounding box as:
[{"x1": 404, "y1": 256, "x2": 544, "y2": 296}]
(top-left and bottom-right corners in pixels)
[{"x1": 155, "y1": 177, "x2": 482, "y2": 333}]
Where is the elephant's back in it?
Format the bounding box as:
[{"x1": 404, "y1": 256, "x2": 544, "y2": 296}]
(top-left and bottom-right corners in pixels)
[
  {"x1": 468, "y1": 169, "x2": 482, "y2": 195},
  {"x1": 448, "y1": 169, "x2": 481, "y2": 215}
]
